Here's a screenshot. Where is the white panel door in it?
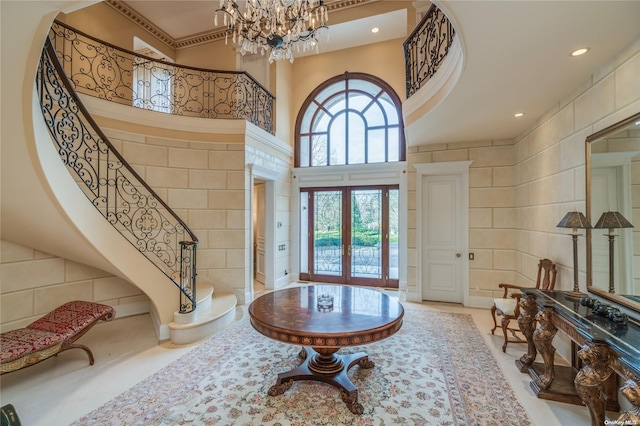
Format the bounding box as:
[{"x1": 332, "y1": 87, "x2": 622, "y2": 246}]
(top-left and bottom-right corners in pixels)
[
  {"x1": 254, "y1": 183, "x2": 266, "y2": 284},
  {"x1": 421, "y1": 174, "x2": 463, "y2": 303}
]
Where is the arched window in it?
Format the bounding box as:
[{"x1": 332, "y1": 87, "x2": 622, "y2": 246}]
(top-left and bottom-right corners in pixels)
[{"x1": 295, "y1": 72, "x2": 405, "y2": 167}]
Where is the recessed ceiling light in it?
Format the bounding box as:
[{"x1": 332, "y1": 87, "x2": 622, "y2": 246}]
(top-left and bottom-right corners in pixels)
[
  {"x1": 571, "y1": 47, "x2": 590, "y2": 57},
  {"x1": 514, "y1": 112, "x2": 524, "y2": 118},
  {"x1": 371, "y1": 27, "x2": 379, "y2": 34}
]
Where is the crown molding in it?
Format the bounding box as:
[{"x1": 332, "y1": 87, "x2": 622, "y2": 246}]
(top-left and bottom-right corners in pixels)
[
  {"x1": 105, "y1": 0, "x2": 376, "y2": 51},
  {"x1": 105, "y1": 0, "x2": 177, "y2": 49}
]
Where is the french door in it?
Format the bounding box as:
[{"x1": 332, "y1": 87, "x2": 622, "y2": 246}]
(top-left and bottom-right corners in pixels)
[{"x1": 300, "y1": 186, "x2": 399, "y2": 288}]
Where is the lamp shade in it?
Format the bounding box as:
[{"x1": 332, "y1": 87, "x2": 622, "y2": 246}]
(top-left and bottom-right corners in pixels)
[
  {"x1": 594, "y1": 211, "x2": 634, "y2": 229},
  {"x1": 557, "y1": 211, "x2": 591, "y2": 229}
]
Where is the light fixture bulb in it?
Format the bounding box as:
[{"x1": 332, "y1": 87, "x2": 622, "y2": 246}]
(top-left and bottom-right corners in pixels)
[{"x1": 571, "y1": 47, "x2": 590, "y2": 57}]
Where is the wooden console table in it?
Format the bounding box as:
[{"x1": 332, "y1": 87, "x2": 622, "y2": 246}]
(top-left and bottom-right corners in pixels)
[{"x1": 516, "y1": 289, "x2": 640, "y2": 425}]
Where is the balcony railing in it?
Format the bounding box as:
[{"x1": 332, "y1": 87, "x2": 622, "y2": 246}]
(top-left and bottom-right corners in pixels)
[
  {"x1": 37, "y1": 38, "x2": 198, "y2": 313},
  {"x1": 403, "y1": 5, "x2": 456, "y2": 98},
  {"x1": 49, "y1": 21, "x2": 274, "y2": 134}
]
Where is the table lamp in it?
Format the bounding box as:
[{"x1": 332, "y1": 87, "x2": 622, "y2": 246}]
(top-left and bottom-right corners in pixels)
[
  {"x1": 593, "y1": 210, "x2": 633, "y2": 294},
  {"x1": 557, "y1": 210, "x2": 591, "y2": 298}
]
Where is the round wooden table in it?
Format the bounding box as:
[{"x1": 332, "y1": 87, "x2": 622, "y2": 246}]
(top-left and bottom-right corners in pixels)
[{"x1": 248, "y1": 284, "x2": 404, "y2": 414}]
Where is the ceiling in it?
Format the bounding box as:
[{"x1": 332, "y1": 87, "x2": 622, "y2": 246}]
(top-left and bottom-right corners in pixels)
[{"x1": 118, "y1": 0, "x2": 640, "y2": 146}]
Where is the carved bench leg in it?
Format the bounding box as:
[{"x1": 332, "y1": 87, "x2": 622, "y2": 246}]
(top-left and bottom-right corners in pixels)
[{"x1": 533, "y1": 306, "x2": 557, "y2": 390}]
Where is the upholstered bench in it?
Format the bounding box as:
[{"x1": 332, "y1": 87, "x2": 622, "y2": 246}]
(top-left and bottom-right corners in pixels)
[{"x1": 0, "y1": 301, "x2": 115, "y2": 374}]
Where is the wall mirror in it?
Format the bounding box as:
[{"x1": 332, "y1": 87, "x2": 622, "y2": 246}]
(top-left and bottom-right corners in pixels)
[{"x1": 586, "y1": 111, "x2": 640, "y2": 313}]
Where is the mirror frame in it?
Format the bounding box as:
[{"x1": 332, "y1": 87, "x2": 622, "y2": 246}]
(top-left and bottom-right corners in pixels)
[{"x1": 586, "y1": 111, "x2": 640, "y2": 313}]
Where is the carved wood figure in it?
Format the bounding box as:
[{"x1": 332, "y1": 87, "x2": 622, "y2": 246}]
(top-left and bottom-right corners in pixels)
[
  {"x1": 574, "y1": 343, "x2": 613, "y2": 426},
  {"x1": 533, "y1": 307, "x2": 557, "y2": 390},
  {"x1": 618, "y1": 380, "x2": 640, "y2": 424},
  {"x1": 516, "y1": 294, "x2": 539, "y2": 372}
]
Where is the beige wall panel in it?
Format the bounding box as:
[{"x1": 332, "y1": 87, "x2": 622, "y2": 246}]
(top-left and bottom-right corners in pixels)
[
  {"x1": 470, "y1": 249, "x2": 493, "y2": 270},
  {"x1": 433, "y1": 149, "x2": 469, "y2": 163},
  {"x1": 575, "y1": 74, "x2": 616, "y2": 131},
  {"x1": 175, "y1": 40, "x2": 237, "y2": 71},
  {"x1": 169, "y1": 147, "x2": 209, "y2": 169},
  {"x1": 189, "y1": 170, "x2": 228, "y2": 189},
  {"x1": 188, "y1": 210, "x2": 227, "y2": 229},
  {"x1": 207, "y1": 230, "x2": 245, "y2": 249},
  {"x1": 1, "y1": 258, "x2": 65, "y2": 293},
  {"x1": 167, "y1": 188, "x2": 208, "y2": 208},
  {"x1": 493, "y1": 208, "x2": 517, "y2": 229},
  {"x1": 1, "y1": 290, "x2": 35, "y2": 325},
  {"x1": 1, "y1": 240, "x2": 35, "y2": 262},
  {"x1": 470, "y1": 229, "x2": 515, "y2": 249},
  {"x1": 208, "y1": 190, "x2": 245, "y2": 209},
  {"x1": 209, "y1": 151, "x2": 245, "y2": 170},
  {"x1": 469, "y1": 208, "x2": 492, "y2": 228},
  {"x1": 470, "y1": 269, "x2": 514, "y2": 292},
  {"x1": 65, "y1": 260, "x2": 112, "y2": 282},
  {"x1": 493, "y1": 250, "x2": 516, "y2": 271},
  {"x1": 615, "y1": 52, "x2": 640, "y2": 108},
  {"x1": 94, "y1": 276, "x2": 143, "y2": 301},
  {"x1": 548, "y1": 104, "x2": 575, "y2": 144},
  {"x1": 469, "y1": 167, "x2": 493, "y2": 188},
  {"x1": 469, "y1": 187, "x2": 515, "y2": 208},
  {"x1": 123, "y1": 141, "x2": 168, "y2": 166},
  {"x1": 469, "y1": 145, "x2": 515, "y2": 167},
  {"x1": 146, "y1": 166, "x2": 189, "y2": 188},
  {"x1": 195, "y1": 248, "x2": 227, "y2": 269},
  {"x1": 34, "y1": 281, "x2": 94, "y2": 315}
]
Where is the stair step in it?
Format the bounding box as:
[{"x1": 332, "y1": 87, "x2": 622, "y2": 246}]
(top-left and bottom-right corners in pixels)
[{"x1": 169, "y1": 291, "x2": 237, "y2": 345}]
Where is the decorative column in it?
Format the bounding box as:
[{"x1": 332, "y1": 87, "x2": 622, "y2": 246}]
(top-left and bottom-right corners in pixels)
[
  {"x1": 574, "y1": 343, "x2": 613, "y2": 426},
  {"x1": 533, "y1": 307, "x2": 557, "y2": 390},
  {"x1": 516, "y1": 294, "x2": 539, "y2": 373}
]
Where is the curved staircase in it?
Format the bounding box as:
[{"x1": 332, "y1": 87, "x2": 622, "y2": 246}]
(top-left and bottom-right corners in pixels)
[{"x1": 34, "y1": 29, "x2": 238, "y2": 345}]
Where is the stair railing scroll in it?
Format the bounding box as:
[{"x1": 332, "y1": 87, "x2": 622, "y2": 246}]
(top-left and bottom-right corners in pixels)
[
  {"x1": 48, "y1": 21, "x2": 274, "y2": 135},
  {"x1": 37, "y1": 38, "x2": 198, "y2": 314},
  {"x1": 403, "y1": 4, "x2": 456, "y2": 98}
]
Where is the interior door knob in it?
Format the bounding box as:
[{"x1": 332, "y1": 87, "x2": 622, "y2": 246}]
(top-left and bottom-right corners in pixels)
[{"x1": 456, "y1": 253, "x2": 461, "y2": 257}]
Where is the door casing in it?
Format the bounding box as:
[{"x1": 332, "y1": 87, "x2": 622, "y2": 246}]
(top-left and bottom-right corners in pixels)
[{"x1": 415, "y1": 161, "x2": 472, "y2": 305}]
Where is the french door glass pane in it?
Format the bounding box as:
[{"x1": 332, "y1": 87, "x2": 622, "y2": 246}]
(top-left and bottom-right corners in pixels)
[
  {"x1": 389, "y1": 189, "x2": 399, "y2": 279},
  {"x1": 351, "y1": 189, "x2": 382, "y2": 278},
  {"x1": 300, "y1": 192, "x2": 309, "y2": 274},
  {"x1": 314, "y1": 191, "x2": 342, "y2": 276}
]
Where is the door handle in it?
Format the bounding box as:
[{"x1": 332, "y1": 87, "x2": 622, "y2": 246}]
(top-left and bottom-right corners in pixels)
[{"x1": 456, "y1": 253, "x2": 461, "y2": 258}]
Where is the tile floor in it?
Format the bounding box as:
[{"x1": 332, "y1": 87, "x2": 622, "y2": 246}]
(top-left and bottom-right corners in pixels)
[{"x1": 1, "y1": 285, "x2": 594, "y2": 425}]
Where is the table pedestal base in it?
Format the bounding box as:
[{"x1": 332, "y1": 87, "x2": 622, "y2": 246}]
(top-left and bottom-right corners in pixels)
[{"x1": 267, "y1": 346, "x2": 374, "y2": 414}]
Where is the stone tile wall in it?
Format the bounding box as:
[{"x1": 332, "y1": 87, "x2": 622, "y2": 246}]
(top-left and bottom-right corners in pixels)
[
  {"x1": 406, "y1": 41, "x2": 640, "y2": 303},
  {"x1": 0, "y1": 240, "x2": 147, "y2": 331}
]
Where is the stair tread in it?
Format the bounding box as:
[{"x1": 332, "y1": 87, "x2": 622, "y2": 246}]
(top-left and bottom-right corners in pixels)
[{"x1": 169, "y1": 293, "x2": 236, "y2": 330}]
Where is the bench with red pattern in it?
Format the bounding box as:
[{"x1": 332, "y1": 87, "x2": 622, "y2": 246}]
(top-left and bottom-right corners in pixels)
[{"x1": 1, "y1": 301, "x2": 115, "y2": 374}]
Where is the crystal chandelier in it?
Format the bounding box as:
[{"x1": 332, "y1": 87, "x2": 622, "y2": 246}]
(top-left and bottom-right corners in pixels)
[{"x1": 214, "y1": 0, "x2": 329, "y2": 63}]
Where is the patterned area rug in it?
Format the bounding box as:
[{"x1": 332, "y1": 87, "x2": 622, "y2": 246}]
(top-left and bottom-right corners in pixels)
[{"x1": 73, "y1": 307, "x2": 531, "y2": 425}]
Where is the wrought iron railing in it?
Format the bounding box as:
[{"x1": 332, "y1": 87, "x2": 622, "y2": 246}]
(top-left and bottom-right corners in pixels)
[
  {"x1": 49, "y1": 21, "x2": 274, "y2": 134},
  {"x1": 403, "y1": 5, "x2": 456, "y2": 98},
  {"x1": 37, "y1": 38, "x2": 198, "y2": 313}
]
